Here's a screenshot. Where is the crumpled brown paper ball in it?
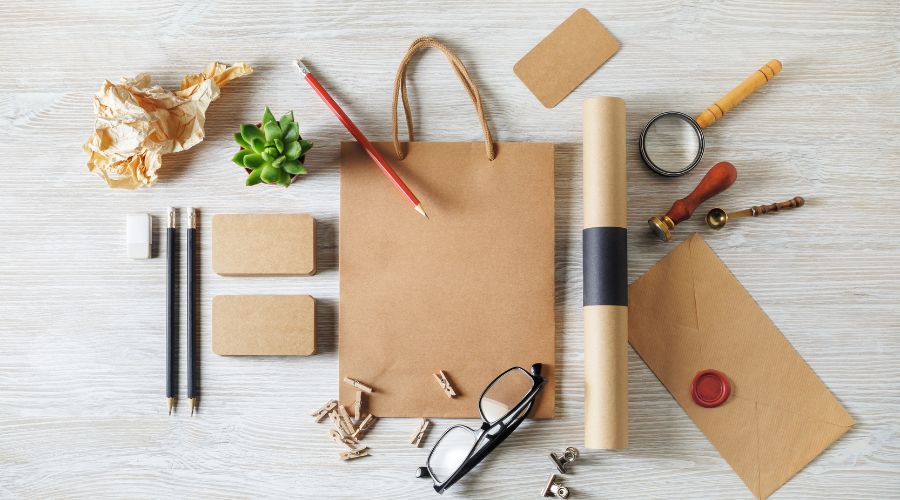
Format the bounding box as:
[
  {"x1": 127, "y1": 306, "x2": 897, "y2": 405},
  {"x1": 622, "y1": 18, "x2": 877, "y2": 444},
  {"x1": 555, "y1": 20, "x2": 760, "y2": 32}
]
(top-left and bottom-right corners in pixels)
[{"x1": 83, "y1": 62, "x2": 252, "y2": 188}]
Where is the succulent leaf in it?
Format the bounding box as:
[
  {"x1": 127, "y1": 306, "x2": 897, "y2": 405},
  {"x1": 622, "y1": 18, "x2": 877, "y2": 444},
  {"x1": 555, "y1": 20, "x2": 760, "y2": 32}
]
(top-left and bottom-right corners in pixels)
[
  {"x1": 262, "y1": 106, "x2": 276, "y2": 125},
  {"x1": 283, "y1": 122, "x2": 300, "y2": 142},
  {"x1": 260, "y1": 165, "x2": 280, "y2": 184},
  {"x1": 243, "y1": 153, "x2": 265, "y2": 169},
  {"x1": 272, "y1": 156, "x2": 286, "y2": 168},
  {"x1": 274, "y1": 138, "x2": 284, "y2": 153},
  {"x1": 279, "y1": 111, "x2": 294, "y2": 131},
  {"x1": 284, "y1": 141, "x2": 301, "y2": 160},
  {"x1": 250, "y1": 137, "x2": 266, "y2": 153},
  {"x1": 277, "y1": 170, "x2": 292, "y2": 187},
  {"x1": 263, "y1": 122, "x2": 281, "y2": 143},
  {"x1": 246, "y1": 168, "x2": 263, "y2": 186},
  {"x1": 299, "y1": 139, "x2": 313, "y2": 154},
  {"x1": 232, "y1": 150, "x2": 251, "y2": 166},
  {"x1": 241, "y1": 124, "x2": 265, "y2": 145},
  {"x1": 234, "y1": 132, "x2": 251, "y2": 150},
  {"x1": 283, "y1": 159, "x2": 304, "y2": 174}
]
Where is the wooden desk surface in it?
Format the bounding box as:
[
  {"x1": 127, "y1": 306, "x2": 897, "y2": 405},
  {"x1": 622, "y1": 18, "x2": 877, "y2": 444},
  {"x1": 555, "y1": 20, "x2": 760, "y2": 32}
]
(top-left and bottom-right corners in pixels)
[{"x1": 1, "y1": 1, "x2": 897, "y2": 498}]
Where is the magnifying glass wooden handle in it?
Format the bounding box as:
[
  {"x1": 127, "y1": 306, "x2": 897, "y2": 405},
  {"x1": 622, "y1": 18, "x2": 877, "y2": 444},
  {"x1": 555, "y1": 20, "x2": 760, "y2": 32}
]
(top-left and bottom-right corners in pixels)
[
  {"x1": 695, "y1": 60, "x2": 782, "y2": 129},
  {"x1": 648, "y1": 161, "x2": 738, "y2": 241}
]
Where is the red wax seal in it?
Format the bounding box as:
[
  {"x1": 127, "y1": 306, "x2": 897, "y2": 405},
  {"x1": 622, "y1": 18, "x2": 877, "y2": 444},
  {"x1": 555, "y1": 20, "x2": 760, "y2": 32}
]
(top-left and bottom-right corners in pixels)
[{"x1": 691, "y1": 369, "x2": 731, "y2": 408}]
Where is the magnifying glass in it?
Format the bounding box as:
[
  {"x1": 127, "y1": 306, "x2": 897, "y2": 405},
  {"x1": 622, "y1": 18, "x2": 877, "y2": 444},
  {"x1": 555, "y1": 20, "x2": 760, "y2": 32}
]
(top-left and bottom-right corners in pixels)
[{"x1": 639, "y1": 60, "x2": 782, "y2": 177}]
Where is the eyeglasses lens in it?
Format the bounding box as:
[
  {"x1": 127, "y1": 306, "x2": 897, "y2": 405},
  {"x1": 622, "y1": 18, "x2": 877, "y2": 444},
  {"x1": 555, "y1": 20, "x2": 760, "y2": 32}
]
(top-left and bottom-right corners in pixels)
[
  {"x1": 480, "y1": 368, "x2": 534, "y2": 424},
  {"x1": 428, "y1": 426, "x2": 477, "y2": 482}
]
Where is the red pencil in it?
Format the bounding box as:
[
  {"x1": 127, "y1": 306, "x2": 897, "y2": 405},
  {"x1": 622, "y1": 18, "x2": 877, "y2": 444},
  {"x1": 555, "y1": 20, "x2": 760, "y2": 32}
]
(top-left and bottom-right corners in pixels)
[{"x1": 293, "y1": 59, "x2": 427, "y2": 219}]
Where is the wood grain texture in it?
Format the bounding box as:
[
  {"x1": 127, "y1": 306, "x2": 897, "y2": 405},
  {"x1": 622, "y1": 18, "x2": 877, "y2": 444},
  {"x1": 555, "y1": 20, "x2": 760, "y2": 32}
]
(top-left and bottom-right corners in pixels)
[{"x1": 1, "y1": 0, "x2": 898, "y2": 498}]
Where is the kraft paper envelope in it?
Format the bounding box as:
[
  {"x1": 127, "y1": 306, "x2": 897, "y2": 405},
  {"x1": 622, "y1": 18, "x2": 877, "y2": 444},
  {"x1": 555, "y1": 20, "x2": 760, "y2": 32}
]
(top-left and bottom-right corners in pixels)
[{"x1": 628, "y1": 234, "x2": 854, "y2": 499}]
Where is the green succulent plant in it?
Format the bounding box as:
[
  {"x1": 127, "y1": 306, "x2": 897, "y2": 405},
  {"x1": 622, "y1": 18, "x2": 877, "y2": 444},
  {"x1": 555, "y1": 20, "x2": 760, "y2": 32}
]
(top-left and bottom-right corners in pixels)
[{"x1": 232, "y1": 107, "x2": 313, "y2": 187}]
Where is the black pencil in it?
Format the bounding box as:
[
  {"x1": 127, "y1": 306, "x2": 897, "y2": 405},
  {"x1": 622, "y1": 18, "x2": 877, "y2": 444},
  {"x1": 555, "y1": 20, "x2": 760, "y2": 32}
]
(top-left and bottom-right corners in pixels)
[
  {"x1": 166, "y1": 207, "x2": 178, "y2": 415},
  {"x1": 187, "y1": 208, "x2": 197, "y2": 415}
]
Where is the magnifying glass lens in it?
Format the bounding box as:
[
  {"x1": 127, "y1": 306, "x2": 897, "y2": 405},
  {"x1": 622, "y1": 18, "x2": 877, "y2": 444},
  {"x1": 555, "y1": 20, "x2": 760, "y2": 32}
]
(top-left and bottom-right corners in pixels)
[{"x1": 642, "y1": 113, "x2": 703, "y2": 175}]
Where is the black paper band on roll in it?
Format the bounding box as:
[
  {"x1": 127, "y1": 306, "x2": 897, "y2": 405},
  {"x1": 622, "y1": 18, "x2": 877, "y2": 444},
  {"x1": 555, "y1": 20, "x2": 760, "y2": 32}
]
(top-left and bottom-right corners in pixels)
[{"x1": 583, "y1": 227, "x2": 628, "y2": 306}]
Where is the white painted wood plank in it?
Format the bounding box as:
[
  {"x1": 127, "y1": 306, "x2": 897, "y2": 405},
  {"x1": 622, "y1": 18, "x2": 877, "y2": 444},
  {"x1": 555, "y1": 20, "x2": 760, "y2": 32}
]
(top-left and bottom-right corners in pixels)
[{"x1": 0, "y1": 0, "x2": 898, "y2": 498}]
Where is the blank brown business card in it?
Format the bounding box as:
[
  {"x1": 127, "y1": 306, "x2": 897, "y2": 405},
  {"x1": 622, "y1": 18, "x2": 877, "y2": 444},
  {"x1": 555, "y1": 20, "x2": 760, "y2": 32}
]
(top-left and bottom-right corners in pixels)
[
  {"x1": 514, "y1": 8, "x2": 620, "y2": 108},
  {"x1": 212, "y1": 213, "x2": 316, "y2": 276},
  {"x1": 212, "y1": 295, "x2": 315, "y2": 356}
]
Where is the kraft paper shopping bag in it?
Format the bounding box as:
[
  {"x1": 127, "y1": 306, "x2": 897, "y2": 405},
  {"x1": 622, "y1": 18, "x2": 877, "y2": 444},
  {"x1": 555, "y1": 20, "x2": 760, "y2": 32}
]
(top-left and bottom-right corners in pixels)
[{"x1": 339, "y1": 37, "x2": 556, "y2": 418}]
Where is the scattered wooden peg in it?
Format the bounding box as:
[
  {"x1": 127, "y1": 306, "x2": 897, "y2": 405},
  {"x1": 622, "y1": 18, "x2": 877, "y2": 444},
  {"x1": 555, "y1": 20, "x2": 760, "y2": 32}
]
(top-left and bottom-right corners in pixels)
[
  {"x1": 410, "y1": 418, "x2": 431, "y2": 448},
  {"x1": 329, "y1": 410, "x2": 352, "y2": 437},
  {"x1": 328, "y1": 428, "x2": 359, "y2": 450},
  {"x1": 330, "y1": 423, "x2": 359, "y2": 443},
  {"x1": 343, "y1": 377, "x2": 374, "y2": 393},
  {"x1": 328, "y1": 410, "x2": 341, "y2": 429},
  {"x1": 311, "y1": 400, "x2": 338, "y2": 423},
  {"x1": 433, "y1": 370, "x2": 457, "y2": 398},
  {"x1": 353, "y1": 390, "x2": 363, "y2": 421},
  {"x1": 351, "y1": 414, "x2": 377, "y2": 440},
  {"x1": 337, "y1": 405, "x2": 357, "y2": 435},
  {"x1": 340, "y1": 447, "x2": 369, "y2": 461}
]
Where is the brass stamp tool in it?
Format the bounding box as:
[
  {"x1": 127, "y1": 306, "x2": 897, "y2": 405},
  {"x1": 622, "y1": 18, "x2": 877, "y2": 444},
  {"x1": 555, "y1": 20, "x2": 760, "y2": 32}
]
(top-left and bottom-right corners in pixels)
[
  {"x1": 648, "y1": 161, "x2": 737, "y2": 241},
  {"x1": 706, "y1": 196, "x2": 805, "y2": 230}
]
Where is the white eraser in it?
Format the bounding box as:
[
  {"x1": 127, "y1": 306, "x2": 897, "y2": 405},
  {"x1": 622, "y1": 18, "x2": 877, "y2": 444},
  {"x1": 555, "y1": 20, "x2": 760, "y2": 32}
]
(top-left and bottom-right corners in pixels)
[{"x1": 126, "y1": 213, "x2": 152, "y2": 259}]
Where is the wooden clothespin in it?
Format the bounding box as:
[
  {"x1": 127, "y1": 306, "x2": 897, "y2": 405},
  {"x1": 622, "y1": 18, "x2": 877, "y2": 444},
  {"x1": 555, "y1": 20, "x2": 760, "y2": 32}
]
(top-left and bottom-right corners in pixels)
[
  {"x1": 351, "y1": 414, "x2": 377, "y2": 440},
  {"x1": 433, "y1": 370, "x2": 457, "y2": 398},
  {"x1": 329, "y1": 412, "x2": 359, "y2": 449},
  {"x1": 343, "y1": 377, "x2": 374, "y2": 393},
  {"x1": 328, "y1": 428, "x2": 359, "y2": 450},
  {"x1": 311, "y1": 400, "x2": 338, "y2": 423},
  {"x1": 340, "y1": 447, "x2": 369, "y2": 461},
  {"x1": 329, "y1": 410, "x2": 351, "y2": 437},
  {"x1": 410, "y1": 418, "x2": 430, "y2": 448},
  {"x1": 337, "y1": 405, "x2": 357, "y2": 435},
  {"x1": 353, "y1": 390, "x2": 363, "y2": 421}
]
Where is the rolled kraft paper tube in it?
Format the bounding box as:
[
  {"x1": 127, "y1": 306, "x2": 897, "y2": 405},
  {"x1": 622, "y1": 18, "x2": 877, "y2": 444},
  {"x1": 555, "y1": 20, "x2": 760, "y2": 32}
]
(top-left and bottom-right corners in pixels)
[{"x1": 583, "y1": 96, "x2": 628, "y2": 449}]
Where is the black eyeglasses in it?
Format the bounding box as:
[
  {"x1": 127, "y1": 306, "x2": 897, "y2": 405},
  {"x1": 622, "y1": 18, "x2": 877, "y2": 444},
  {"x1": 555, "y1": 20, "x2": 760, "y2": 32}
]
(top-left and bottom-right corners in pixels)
[{"x1": 416, "y1": 363, "x2": 546, "y2": 494}]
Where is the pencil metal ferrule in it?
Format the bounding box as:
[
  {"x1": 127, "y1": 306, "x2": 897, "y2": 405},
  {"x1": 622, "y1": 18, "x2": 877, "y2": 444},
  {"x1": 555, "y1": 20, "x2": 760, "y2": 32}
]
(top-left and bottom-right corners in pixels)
[
  {"x1": 189, "y1": 207, "x2": 197, "y2": 229},
  {"x1": 168, "y1": 207, "x2": 177, "y2": 229}
]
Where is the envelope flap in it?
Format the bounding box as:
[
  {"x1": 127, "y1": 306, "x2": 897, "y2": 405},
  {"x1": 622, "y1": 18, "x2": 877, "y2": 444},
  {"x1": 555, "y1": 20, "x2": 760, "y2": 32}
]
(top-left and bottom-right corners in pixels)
[
  {"x1": 628, "y1": 239, "x2": 707, "y2": 391},
  {"x1": 682, "y1": 393, "x2": 853, "y2": 499},
  {"x1": 688, "y1": 235, "x2": 855, "y2": 428}
]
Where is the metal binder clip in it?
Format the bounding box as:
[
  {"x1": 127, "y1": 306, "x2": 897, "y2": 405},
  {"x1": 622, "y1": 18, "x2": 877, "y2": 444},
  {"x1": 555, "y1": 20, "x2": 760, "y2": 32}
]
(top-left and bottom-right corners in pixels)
[
  {"x1": 541, "y1": 474, "x2": 570, "y2": 498},
  {"x1": 549, "y1": 447, "x2": 580, "y2": 474}
]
